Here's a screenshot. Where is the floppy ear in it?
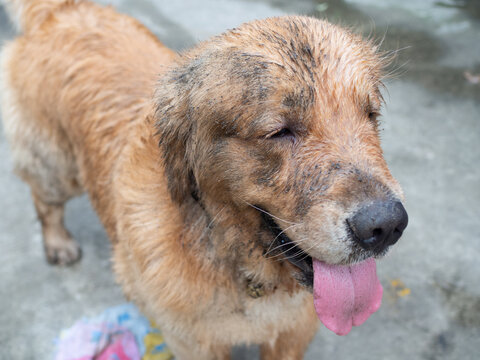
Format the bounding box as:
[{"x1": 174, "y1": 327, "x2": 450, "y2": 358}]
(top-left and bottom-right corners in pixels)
[{"x1": 154, "y1": 72, "x2": 197, "y2": 204}]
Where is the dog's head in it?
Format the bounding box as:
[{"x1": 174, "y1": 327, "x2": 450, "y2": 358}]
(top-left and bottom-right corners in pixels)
[{"x1": 154, "y1": 16, "x2": 408, "y2": 334}]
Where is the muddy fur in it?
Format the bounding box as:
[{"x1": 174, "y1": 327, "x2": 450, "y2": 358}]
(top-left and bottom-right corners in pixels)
[{"x1": 1, "y1": 1, "x2": 404, "y2": 359}]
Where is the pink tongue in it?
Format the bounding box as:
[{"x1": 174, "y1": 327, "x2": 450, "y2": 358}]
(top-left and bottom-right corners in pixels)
[{"x1": 312, "y1": 258, "x2": 383, "y2": 336}]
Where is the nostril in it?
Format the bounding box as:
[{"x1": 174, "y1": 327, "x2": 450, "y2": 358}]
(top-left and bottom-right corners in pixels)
[
  {"x1": 372, "y1": 228, "x2": 383, "y2": 238},
  {"x1": 393, "y1": 228, "x2": 402, "y2": 235}
]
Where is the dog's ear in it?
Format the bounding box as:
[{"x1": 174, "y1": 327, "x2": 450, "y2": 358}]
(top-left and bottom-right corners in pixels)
[{"x1": 154, "y1": 70, "x2": 197, "y2": 204}]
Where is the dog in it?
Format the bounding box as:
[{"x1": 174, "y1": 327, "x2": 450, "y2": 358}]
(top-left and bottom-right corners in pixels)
[{"x1": 0, "y1": 0, "x2": 408, "y2": 358}]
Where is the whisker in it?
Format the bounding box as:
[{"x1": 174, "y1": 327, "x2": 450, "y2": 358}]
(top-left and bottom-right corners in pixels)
[
  {"x1": 274, "y1": 246, "x2": 310, "y2": 262},
  {"x1": 273, "y1": 242, "x2": 317, "y2": 263},
  {"x1": 264, "y1": 223, "x2": 300, "y2": 256},
  {"x1": 265, "y1": 236, "x2": 313, "y2": 260},
  {"x1": 296, "y1": 251, "x2": 314, "y2": 263},
  {"x1": 268, "y1": 233, "x2": 316, "y2": 260},
  {"x1": 240, "y1": 199, "x2": 298, "y2": 225},
  {"x1": 264, "y1": 240, "x2": 299, "y2": 259},
  {"x1": 207, "y1": 206, "x2": 225, "y2": 228}
]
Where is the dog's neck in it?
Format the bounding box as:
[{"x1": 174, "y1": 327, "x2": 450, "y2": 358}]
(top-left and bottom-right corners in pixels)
[{"x1": 180, "y1": 191, "x2": 300, "y2": 296}]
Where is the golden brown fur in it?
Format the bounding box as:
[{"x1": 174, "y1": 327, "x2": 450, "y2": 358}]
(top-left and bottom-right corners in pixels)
[{"x1": 1, "y1": 1, "x2": 404, "y2": 358}]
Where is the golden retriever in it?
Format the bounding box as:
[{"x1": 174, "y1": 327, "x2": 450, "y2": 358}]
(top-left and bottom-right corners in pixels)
[{"x1": 0, "y1": 0, "x2": 408, "y2": 358}]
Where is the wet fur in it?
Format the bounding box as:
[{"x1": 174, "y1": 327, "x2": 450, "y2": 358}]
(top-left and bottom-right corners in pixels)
[{"x1": 1, "y1": 1, "x2": 403, "y2": 359}]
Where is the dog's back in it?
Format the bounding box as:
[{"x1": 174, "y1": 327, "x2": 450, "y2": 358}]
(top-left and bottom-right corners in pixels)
[{"x1": 1, "y1": 0, "x2": 175, "y2": 244}]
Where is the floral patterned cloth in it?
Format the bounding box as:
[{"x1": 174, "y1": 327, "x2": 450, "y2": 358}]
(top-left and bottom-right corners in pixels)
[{"x1": 54, "y1": 303, "x2": 173, "y2": 360}]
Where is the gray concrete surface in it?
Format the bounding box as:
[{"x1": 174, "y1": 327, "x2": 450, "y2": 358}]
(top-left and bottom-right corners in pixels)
[{"x1": 1, "y1": 0, "x2": 479, "y2": 359}]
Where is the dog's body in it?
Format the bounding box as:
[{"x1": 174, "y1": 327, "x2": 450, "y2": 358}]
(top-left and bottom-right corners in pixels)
[{"x1": 1, "y1": 1, "x2": 408, "y2": 358}]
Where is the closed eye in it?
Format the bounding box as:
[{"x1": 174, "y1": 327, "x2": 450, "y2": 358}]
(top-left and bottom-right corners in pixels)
[{"x1": 266, "y1": 127, "x2": 294, "y2": 139}]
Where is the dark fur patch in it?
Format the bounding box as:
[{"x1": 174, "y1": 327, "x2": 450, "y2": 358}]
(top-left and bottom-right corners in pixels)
[{"x1": 252, "y1": 148, "x2": 284, "y2": 187}]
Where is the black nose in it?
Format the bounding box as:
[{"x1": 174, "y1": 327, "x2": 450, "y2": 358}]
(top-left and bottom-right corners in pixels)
[{"x1": 347, "y1": 200, "x2": 408, "y2": 252}]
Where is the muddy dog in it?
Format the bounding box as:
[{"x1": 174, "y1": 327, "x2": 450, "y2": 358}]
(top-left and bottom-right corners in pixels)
[{"x1": 1, "y1": 0, "x2": 408, "y2": 358}]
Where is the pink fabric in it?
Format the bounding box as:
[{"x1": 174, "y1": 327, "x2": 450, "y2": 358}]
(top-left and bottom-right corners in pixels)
[
  {"x1": 55, "y1": 304, "x2": 148, "y2": 360},
  {"x1": 59, "y1": 325, "x2": 141, "y2": 360},
  {"x1": 97, "y1": 332, "x2": 140, "y2": 360},
  {"x1": 313, "y1": 258, "x2": 383, "y2": 335}
]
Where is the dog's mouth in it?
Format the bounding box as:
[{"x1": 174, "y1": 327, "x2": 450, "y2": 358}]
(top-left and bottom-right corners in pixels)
[
  {"x1": 259, "y1": 209, "x2": 384, "y2": 336},
  {"x1": 260, "y1": 211, "x2": 313, "y2": 287}
]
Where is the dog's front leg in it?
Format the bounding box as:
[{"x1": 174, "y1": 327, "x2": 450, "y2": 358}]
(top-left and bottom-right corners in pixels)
[
  {"x1": 260, "y1": 307, "x2": 318, "y2": 360},
  {"x1": 162, "y1": 330, "x2": 231, "y2": 360}
]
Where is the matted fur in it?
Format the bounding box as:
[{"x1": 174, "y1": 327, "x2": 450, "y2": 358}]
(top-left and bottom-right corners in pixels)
[{"x1": 1, "y1": 1, "x2": 404, "y2": 359}]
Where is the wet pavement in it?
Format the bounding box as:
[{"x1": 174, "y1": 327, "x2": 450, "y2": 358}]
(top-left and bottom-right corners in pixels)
[{"x1": 0, "y1": 0, "x2": 479, "y2": 359}]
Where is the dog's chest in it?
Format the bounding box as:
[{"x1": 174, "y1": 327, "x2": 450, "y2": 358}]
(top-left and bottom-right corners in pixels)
[{"x1": 199, "y1": 286, "x2": 312, "y2": 344}]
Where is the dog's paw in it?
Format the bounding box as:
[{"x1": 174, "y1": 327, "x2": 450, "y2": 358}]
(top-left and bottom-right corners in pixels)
[{"x1": 45, "y1": 240, "x2": 82, "y2": 266}]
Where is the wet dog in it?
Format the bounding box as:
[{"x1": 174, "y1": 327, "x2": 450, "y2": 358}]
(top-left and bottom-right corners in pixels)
[{"x1": 1, "y1": 0, "x2": 407, "y2": 358}]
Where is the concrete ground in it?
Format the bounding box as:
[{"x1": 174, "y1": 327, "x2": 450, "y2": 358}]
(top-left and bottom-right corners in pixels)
[{"x1": 0, "y1": 0, "x2": 479, "y2": 359}]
